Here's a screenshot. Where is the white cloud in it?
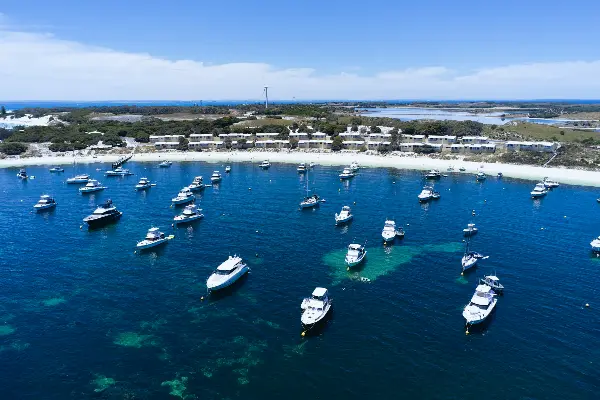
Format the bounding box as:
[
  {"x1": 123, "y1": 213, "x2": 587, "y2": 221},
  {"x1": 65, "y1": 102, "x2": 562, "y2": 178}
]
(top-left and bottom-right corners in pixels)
[{"x1": 0, "y1": 28, "x2": 599, "y2": 100}]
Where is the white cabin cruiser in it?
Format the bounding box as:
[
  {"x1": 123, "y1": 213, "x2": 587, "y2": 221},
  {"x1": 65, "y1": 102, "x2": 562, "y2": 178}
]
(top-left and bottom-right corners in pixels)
[
  {"x1": 462, "y1": 284, "x2": 497, "y2": 326},
  {"x1": 590, "y1": 236, "x2": 600, "y2": 252},
  {"x1": 543, "y1": 177, "x2": 559, "y2": 188},
  {"x1": 463, "y1": 223, "x2": 478, "y2": 236},
  {"x1": 34, "y1": 195, "x2": 57, "y2": 211},
  {"x1": 301, "y1": 287, "x2": 332, "y2": 328},
  {"x1": 210, "y1": 171, "x2": 222, "y2": 183},
  {"x1": 345, "y1": 243, "x2": 367, "y2": 268},
  {"x1": 418, "y1": 186, "x2": 439, "y2": 202},
  {"x1": 425, "y1": 169, "x2": 441, "y2": 179},
  {"x1": 475, "y1": 171, "x2": 487, "y2": 181},
  {"x1": 174, "y1": 204, "x2": 204, "y2": 224},
  {"x1": 335, "y1": 206, "x2": 353, "y2": 225},
  {"x1": 158, "y1": 161, "x2": 172, "y2": 168},
  {"x1": 530, "y1": 183, "x2": 548, "y2": 198},
  {"x1": 17, "y1": 169, "x2": 28, "y2": 179},
  {"x1": 381, "y1": 220, "x2": 397, "y2": 243},
  {"x1": 67, "y1": 174, "x2": 90, "y2": 184},
  {"x1": 79, "y1": 179, "x2": 106, "y2": 193},
  {"x1": 480, "y1": 275, "x2": 504, "y2": 294},
  {"x1": 339, "y1": 168, "x2": 355, "y2": 180},
  {"x1": 135, "y1": 177, "x2": 153, "y2": 190},
  {"x1": 259, "y1": 160, "x2": 271, "y2": 169},
  {"x1": 188, "y1": 176, "x2": 205, "y2": 191},
  {"x1": 136, "y1": 227, "x2": 171, "y2": 249},
  {"x1": 172, "y1": 187, "x2": 195, "y2": 205},
  {"x1": 105, "y1": 167, "x2": 133, "y2": 176},
  {"x1": 349, "y1": 162, "x2": 360, "y2": 172},
  {"x1": 297, "y1": 163, "x2": 307, "y2": 173},
  {"x1": 225, "y1": 166, "x2": 231, "y2": 173},
  {"x1": 206, "y1": 256, "x2": 249, "y2": 291},
  {"x1": 49, "y1": 167, "x2": 64, "y2": 173}
]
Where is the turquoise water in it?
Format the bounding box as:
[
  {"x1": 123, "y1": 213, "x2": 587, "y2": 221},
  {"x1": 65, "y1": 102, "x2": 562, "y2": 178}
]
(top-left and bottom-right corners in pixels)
[{"x1": 1, "y1": 163, "x2": 599, "y2": 399}]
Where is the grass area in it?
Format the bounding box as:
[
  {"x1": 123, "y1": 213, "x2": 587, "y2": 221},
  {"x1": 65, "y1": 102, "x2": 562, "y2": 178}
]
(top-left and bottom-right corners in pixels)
[
  {"x1": 560, "y1": 112, "x2": 600, "y2": 120},
  {"x1": 234, "y1": 118, "x2": 297, "y2": 128},
  {"x1": 154, "y1": 113, "x2": 228, "y2": 121},
  {"x1": 485, "y1": 122, "x2": 600, "y2": 143}
]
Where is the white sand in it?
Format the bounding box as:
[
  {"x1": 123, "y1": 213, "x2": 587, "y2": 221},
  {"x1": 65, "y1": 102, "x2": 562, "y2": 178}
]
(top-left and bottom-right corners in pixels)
[{"x1": 1, "y1": 150, "x2": 599, "y2": 187}]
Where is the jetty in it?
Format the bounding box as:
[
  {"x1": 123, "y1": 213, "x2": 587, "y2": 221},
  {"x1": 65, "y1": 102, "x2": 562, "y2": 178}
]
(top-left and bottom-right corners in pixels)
[{"x1": 112, "y1": 153, "x2": 133, "y2": 170}]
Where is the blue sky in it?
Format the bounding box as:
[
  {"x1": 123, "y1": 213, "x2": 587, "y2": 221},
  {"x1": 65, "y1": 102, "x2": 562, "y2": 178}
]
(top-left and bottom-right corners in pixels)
[{"x1": 1, "y1": 1, "x2": 600, "y2": 100}]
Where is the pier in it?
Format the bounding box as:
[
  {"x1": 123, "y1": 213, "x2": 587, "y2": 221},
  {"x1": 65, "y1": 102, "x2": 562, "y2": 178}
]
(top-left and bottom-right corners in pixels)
[{"x1": 112, "y1": 153, "x2": 133, "y2": 170}]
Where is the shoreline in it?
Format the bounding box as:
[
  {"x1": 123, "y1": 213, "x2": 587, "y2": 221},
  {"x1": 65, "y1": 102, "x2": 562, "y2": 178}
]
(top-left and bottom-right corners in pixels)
[{"x1": 2, "y1": 151, "x2": 600, "y2": 187}]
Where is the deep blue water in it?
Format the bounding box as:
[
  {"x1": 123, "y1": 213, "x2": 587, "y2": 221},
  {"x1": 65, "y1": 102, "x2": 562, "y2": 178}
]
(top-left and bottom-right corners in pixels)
[{"x1": 1, "y1": 163, "x2": 599, "y2": 399}]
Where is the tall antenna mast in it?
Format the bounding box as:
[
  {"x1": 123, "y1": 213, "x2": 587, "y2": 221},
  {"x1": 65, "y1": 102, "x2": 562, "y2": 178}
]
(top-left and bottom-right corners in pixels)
[{"x1": 264, "y1": 86, "x2": 269, "y2": 109}]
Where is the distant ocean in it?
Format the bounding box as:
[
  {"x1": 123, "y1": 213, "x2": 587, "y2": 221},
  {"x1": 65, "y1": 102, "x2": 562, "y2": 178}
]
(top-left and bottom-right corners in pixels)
[{"x1": 2, "y1": 99, "x2": 600, "y2": 110}]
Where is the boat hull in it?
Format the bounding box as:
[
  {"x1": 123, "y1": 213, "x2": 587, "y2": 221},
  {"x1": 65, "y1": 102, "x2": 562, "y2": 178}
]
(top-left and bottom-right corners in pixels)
[
  {"x1": 301, "y1": 303, "x2": 332, "y2": 328},
  {"x1": 136, "y1": 238, "x2": 168, "y2": 250},
  {"x1": 174, "y1": 214, "x2": 204, "y2": 224},
  {"x1": 463, "y1": 299, "x2": 497, "y2": 325},
  {"x1": 84, "y1": 212, "x2": 122, "y2": 228},
  {"x1": 461, "y1": 258, "x2": 478, "y2": 272},
  {"x1": 345, "y1": 252, "x2": 367, "y2": 268},
  {"x1": 207, "y1": 266, "x2": 249, "y2": 291},
  {"x1": 34, "y1": 203, "x2": 56, "y2": 211},
  {"x1": 172, "y1": 197, "x2": 195, "y2": 205},
  {"x1": 300, "y1": 201, "x2": 319, "y2": 209},
  {"x1": 80, "y1": 187, "x2": 105, "y2": 193},
  {"x1": 382, "y1": 233, "x2": 395, "y2": 243},
  {"x1": 135, "y1": 184, "x2": 151, "y2": 190},
  {"x1": 67, "y1": 179, "x2": 88, "y2": 184},
  {"x1": 335, "y1": 215, "x2": 353, "y2": 225}
]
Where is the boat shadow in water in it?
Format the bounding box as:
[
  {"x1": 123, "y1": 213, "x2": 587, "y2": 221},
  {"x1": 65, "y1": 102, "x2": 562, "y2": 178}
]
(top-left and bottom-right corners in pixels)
[
  {"x1": 137, "y1": 244, "x2": 168, "y2": 256},
  {"x1": 208, "y1": 273, "x2": 249, "y2": 301},
  {"x1": 86, "y1": 219, "x2": 121, "y2": 232},
  {"x1": 302, "y1": 308, "x2": 334, "y2": 337}
]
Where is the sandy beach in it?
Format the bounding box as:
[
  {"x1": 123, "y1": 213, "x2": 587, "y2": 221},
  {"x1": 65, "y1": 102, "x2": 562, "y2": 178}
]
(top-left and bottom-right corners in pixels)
[{"x1": 2, "y1": 150, "x2": 600, "y2": 187}]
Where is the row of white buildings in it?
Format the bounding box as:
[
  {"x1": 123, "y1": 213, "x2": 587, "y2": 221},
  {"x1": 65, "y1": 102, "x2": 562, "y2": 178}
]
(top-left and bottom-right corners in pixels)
[{"x1": 148, "y1": 131, "x2": 558, "y2": 153}]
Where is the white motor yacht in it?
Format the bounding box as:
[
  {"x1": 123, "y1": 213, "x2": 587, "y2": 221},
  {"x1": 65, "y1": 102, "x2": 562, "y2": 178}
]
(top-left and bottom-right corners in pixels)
[
  {"x1": 480, "y1": 275, "x2": 504, "y2": 294},
  {"x1": 345, "y1": 243, "x2": 367, "y2": 268},
  {"x1": 590, "y1": 236, "x2": 600, "y2": 252},
  {"x1": 463, "y1": 223, "x2": 478, "y2": 236},
  {"x1": 49, "y1": 167, "x2": 64, "y2": 173},
  {"x1": 349, "y1": 162, "x2": 360, "y2": 172},
  {"x1": 67, "y1": 174, "x2": 90, "y2": 184},
  {"x1": 172, "y1": 187, "x2": 195, "y2": 205},
  {"x1": 105, "y1": 167, "x2": 133, "y2": 176},
  {"x1": 17, "y1": 169, "x2": 28, "y2": 179},
  {"x1": 425, "y1": 169, "x2": 441, "y2": 179},
  {"x1": 335, "y1": 206, "x2": 353, "y2": 225},
  {"x1": 79, "y1": 179, "x2": 106, "y2": 193},
  {"x1": 174, "y1": 204, "x2": 204, "y2": 224},
  {"x1": 543, "y1": 177, "x2": 559, "y2": 188},
  {"x1": 297, "y1": 163, "x2": 307, "y2": 173},
  {"x1": 158, "y1": 161, "x2": 172, "y2": 168},
  {"x1": 301, "y1": 287, "x2": 332, "y2": 329},
  {"x1": 462, "y1": 284, "x2": 497, "y2": 326},
  {"x1": 339, "y1": 168, "x2": 355, "y2": 180},
  {"x1": 188, "y1": 176, "x2": 205, "y2": 191},
  {"x1": 135, "y1": 177, "x2": 153, "y2": 190},
  {"x1": 418, "y1": 186, "x2": 434, "y2": 202},
  {"x1": 206, "y1": 255, "x2": 249, "y2": 291},
  {"x1": 531, "y1": 183, "x2": 548, "y2": 198},
  {"x1": 259, "y1": 160, "x2": 271, "y2": 169},
  {"x1": 225, "y1": 166, "x2": 231, "y2": 173},
  {"x1": 309, "y1": 162, "x2": 316, "y2": 168},
  {"x1": 136, "y1": 227, "x2": 171, "y2": 249},
  {"x1": 34, "y1": 195, "x2": 57, "y2": 211},
  {"x1": 475, "y1": 171, "x2": 487, "y2": 181},
  {"x1": 210, "y1": 171, "x2": 222, "y2": 183},
  {"x1": 381, "y1": 220, "x2": 397, "y2": 243}
]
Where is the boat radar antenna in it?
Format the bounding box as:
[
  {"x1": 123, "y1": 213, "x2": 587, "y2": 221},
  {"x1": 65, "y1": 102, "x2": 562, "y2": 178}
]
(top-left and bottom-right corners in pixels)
[{"x1": 263, "y1": 86, "x2": 269, "y2": 109}]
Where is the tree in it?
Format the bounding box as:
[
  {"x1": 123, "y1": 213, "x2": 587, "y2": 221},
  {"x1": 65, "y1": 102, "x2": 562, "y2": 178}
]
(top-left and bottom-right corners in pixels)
[
  {"x1": 359, "y1": 144, "x2": 367, "y2": 152},
  {"x1": 237, "y1": 138, "x2": 248, "y2": 149},
  {"x1": 370, "y1": 125, "x2": 381, "y2": 133},
  {"x1": 289, "y1": 137, "x2": 299, "y2": 149},
  {"x1": 331, "y1": 136, "x2": 344, "y2": 152},
  {"x1": 0, "y1": 106, "x2": 6, "y2": 116},
  {"x1": 0, "y1": 142, "x2": 27, "y2": 155},
  {"x1": 224, "y1": 137, "x2": 232, "y2": 149},
  {"x1": 359, "y1": 127, "x2": 367, "y2": 134},
  {"x1": 351, "y1": 124, "x2": 358, "y2": 132},
  {"x1": 177, "y1": 136, "x2": 189, "y2": 151}
]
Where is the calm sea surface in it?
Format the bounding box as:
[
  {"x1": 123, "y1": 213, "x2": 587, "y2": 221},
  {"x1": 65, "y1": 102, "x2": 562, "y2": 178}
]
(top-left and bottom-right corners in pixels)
[{"x1": 1, "y1": 162, "x2": 599, "y2": 399}]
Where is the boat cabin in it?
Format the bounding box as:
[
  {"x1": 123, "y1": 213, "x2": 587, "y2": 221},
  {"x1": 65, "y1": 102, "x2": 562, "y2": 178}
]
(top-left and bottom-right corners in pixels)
[
  {"x1": 145, "y1": 228, "x2": 165, "y2": 240},
  {"x1": 215, "y1": 256, "x2": 243, "y2": 275}
]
